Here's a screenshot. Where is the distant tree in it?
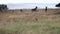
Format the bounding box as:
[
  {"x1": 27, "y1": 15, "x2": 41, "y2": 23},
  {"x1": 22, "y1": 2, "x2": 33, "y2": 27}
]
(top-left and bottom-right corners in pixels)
[
  {"x1": 55, "y1": 3, "x2": 60, "y2": 14},
  {"x1": 0, "y1": 4, "x2": 8, "y2": 12},
  {"x1": 55, "y1": 3, "x2": 60, "y2": 7}
]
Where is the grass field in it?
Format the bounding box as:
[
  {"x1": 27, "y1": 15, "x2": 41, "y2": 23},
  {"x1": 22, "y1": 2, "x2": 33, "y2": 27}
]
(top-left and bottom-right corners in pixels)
[{"x1": 0, "y1": 9, "x2": 60, "y2": 34}]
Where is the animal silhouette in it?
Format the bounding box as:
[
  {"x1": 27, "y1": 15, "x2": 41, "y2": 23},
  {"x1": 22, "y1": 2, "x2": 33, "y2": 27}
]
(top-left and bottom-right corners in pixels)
[{"x1": 32, "y1": 6, "x2": 37, "y2": 12}]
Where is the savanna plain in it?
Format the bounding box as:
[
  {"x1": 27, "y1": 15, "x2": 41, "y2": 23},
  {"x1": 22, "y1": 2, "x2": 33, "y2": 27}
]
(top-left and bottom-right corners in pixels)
[{"x1": 0, "y1": 8, "x2": 60, "y2": 34}]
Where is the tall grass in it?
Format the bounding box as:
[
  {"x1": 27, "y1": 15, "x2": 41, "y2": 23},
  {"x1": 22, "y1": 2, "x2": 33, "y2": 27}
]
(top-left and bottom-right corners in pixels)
[{"x1": 0, "y1": 15, "x2": 60, "y2": 34}]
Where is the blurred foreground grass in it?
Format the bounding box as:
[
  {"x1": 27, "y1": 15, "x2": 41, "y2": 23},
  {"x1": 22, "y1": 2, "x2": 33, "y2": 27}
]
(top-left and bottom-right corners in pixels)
[{"x1": 0, "y1": 15, "x2": 60, "y2": 34}]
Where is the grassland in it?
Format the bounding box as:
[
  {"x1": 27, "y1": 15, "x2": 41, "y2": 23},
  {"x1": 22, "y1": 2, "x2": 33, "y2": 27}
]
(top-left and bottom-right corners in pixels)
[{"x1": 0, "y1": 9, "x2": 60, "y2": 34}]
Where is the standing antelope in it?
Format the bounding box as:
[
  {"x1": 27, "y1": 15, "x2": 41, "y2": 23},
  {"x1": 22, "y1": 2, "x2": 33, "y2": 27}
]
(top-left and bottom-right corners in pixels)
[
  {"x1": 45, "y1": 6, "x2": 47, "y2": 13},
  {"x1": 32, "y1": 6, "x2": 37, "y2": 12}
]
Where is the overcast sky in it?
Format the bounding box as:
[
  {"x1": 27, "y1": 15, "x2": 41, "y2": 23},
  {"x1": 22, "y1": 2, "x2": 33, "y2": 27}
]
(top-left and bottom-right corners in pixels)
[{"x1": 0, "y1": 0, "x2": 60, "y2": 4}]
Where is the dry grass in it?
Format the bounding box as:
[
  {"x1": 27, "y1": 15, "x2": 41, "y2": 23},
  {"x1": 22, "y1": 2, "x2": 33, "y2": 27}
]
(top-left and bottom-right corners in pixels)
[{"x1": 0, "y1": 8, "x2": 60, "y2": 34}]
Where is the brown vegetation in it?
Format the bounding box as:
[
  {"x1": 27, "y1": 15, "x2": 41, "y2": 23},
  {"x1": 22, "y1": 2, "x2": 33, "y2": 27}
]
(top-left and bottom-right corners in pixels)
[
  {"x1": 0, "y1": 8, "x2": 60, "y2": 34},
  {"x1": 0, "y1": 8, "x2": 60, "y2": 18},
  {"x1": 0, "y1": 8, "x2": 60, "y2": 25}
]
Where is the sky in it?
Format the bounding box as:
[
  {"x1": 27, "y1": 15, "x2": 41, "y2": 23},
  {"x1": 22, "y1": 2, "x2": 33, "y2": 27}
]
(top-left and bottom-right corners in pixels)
[{"x1": 0, "y1": 0, "x2": 60, "y2": 4}]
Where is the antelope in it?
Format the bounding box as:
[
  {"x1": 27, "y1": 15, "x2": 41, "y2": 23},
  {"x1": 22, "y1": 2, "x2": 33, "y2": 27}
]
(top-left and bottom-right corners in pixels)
[{"x1": 32, "y1": 6, "x2": 37, "y2": 12}]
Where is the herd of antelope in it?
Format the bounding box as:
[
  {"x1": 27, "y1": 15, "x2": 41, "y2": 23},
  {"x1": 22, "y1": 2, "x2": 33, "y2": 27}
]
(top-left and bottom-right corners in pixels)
[
  {"x1": 0, "y1": 4, "x2": 48, "y2": 13},
  {"x1": 20, "y1": 6, "x2": 48, "y2": 13}
]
